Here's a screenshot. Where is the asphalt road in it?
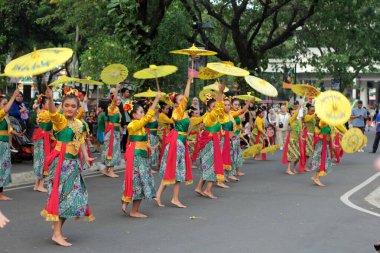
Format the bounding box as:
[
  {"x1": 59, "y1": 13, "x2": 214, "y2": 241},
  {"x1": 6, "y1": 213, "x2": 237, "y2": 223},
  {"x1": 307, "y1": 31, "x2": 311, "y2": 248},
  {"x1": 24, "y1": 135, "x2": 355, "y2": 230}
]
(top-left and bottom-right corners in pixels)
[{"x1": 1, "y1": 131, "x2": 380, "y2": 253}]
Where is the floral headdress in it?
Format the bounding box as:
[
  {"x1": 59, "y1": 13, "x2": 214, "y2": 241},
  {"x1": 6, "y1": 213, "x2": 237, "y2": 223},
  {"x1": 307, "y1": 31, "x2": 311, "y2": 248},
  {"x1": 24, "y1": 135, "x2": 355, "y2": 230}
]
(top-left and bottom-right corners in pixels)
[
  {"x1": 169, "y1": 92, "x2": 177, "y2": 103},
  {"x1": 37, "y1": 93, "x2": 46, "y2": 104},
  {"x1": 64, "y1": 88, "x2": 79, "y2": 97},
  {"x1": 203, "y1": 92, "x2": 214, "y2": 105},
  {"x1": 123, "y1": 100, "x2": 134, "y2": 113}
]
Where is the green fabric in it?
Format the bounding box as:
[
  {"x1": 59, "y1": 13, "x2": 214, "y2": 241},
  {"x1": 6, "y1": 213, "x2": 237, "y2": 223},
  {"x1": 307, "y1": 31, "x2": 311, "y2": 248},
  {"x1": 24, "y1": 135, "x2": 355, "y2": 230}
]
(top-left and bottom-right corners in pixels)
[
  {"x1": 222, "y1": 121, "x2": 234, "y2": 131},
  {"x1": 234, "y1": 116, "x2": 241, "y2": 126},
  {"x1": 321, "y1": 126, "x2": 331, "y2": 135},
  {"x1": 146, "y1": 120, "x2": 158, "y2": 136},
  {"x1": 0, "y1": 119, "x2": 8, "y2": 142},
  {"x1": 108, "y1": 114, "x2": 120, "y2": 124},
  {"x1": 39, "y1": 122, "x2": 53, "y2": 131},
  {"x1": 54, "y1": 127, "x2": 75, "y2": 143},
  {"x1": 129, "y1": 135, "x2": 148, "y2": 142},
  {"x1": 290, "y1": 120, "x2": 301, "y2": 140},
  {"x1": 174, "y1": 118, "x2": 190, "y2": 132},
  {"x1": 97, "y1": 113, "x2": 106, "y2": 132},
  {"x1": 205, "y1": 122, "x2": 221, "y2": 133}
]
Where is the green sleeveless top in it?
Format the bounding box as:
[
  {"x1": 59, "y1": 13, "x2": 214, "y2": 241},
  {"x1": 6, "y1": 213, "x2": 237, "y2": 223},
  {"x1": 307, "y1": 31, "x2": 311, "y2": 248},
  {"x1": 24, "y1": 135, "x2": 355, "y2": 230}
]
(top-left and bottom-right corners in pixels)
[
  {"x1": 205, "y1": 122, "x2": 221, "y2": 133},
  {"x1": 146, "y1": 120, "x2": 158, "y2": 136},
  {"x1": 0, "y1": 119, "x2": 9, "y2": 142},
  {"x1": 129, "y1": 134, "x2": 148, "y2": 157},
  {"x1": 222, "y1": 121, "x2": 234, "y2": 131},
  {"x1": 305, "y1": 118, "x2": 316, "y2": 133},
  {"x1": 174, "y1": 118, "x2": 190, "y2": 143}
]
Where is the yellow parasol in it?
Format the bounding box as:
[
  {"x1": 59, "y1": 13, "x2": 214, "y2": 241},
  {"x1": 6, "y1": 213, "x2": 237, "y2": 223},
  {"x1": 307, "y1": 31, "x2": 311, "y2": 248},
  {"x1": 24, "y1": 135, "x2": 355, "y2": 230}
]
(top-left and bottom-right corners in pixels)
[
  {"x1": 360, "y1": 134, "x2": 368, "y2": 149},
  {"x1": 207, "y1": 62, "x2": 249, "y2": 77},
  {"x1": 134, "y1": 88, "x2": 166, "y2": 98},
  {"x1": 133, "y1": 65, "x2": 177, "y2": 91},
  {"x1": 49, "y1": 75, "x2": 78, "y2": 86},
  {"x1": 199, "y1": 89, "x2": 217, "y2": 103},
  {"x1": 203, "y1": 81, "x2": 229, "y2": 92},
  {"x1": 160, "y1": 94, "x2": 174, "y2": 105},
  {"x1": 242, "y1": 144, "x2": 263, "y2": 158},
  {"x1": 244, "y1": 75, "x2": 278, "y2": 97},
  {"x1": 341, "y1": 128, "x2": 364, "y2": 153},
  {"x1": 236, "y1": 92, "x2": 262, "y2": 102},
  {"x1": 170, "y1": 44, "x2": 217, "y2": 58},
  {"x1": 260, "y1": 144, "x2": 281, "y2": 154},
  {"x1": 198, "y1": 67, "x2": 224, "y2": 80},
  {"x1": 74, "y1": 77, "x2": 103, "y2": 85},
  {"x1": 315, "y1": 90, "x2": 351, "y2": 126},
  {"x1": 100, "y1": 64, "x2": 129, "y2": 85},
  {"x1": 4, "y1": 48, "x2": 73, "y2": 77},
  {"x1": 291, "y1": 84, "x2": 320, "y2": 98}
]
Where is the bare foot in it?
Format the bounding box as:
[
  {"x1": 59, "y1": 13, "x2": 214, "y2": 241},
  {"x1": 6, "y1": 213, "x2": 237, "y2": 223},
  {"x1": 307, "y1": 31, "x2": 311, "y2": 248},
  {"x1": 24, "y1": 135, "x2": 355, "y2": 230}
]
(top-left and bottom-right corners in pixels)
[
  {"x1": 51, "y1": 225, "x2": 68, "y2": 239},
  {"x1": 0, "y1": 195, "x2": 12, "y2": 201},
  {"x1": 36, "y1": 186, "x2": 48, "y2": 193},
  {"x1": 151, "y1": 170, "x2": 158, "y2": 174},
  {"x1": 52, "y1": 235, "x2": 72, "y2": 247},
  {"x1": 203, "y1": 191, "x2": 217, "y2": 199},
  {"x1": 121, "y1": 203, "x2": 128, "y2": 215},
  {"x1": 227, "y1": 175, "x2": 240, "y2": 182},
  {"x1": 154, "y1": 198, "x2": 165, "y2": 207},
  {"x1": 171, "y1": 200, "x2": 187, "y2": 208},
  {"x1": 216, "y1": 182, "x2": 230, "y2": 189},
  {"x1": 304, "y1": 167, "x2": 312, "y2": 172},
  {"x1": 100, "y1": 169, "x2": 109, "y2": 176},
  {"x1": 311, "y1": 176, "x2": 325, "y2": 187},
  {"x1": 33, "y1": 185, "x2": 38, "y2": 191},
  {"x1": 129, "y1": 212, "x2": 148, "y2": 218},
  {"x1": 286, "y1": 170, "x2": 295, "y2": 175},
  {"x1": 254, "y1": 157, "x2": 262, "y2": 161},
  {"x1": 108, "y1": 173, "x2": 119, "y2": 178},
  {"x1": 236, "y1": 171, "x2": 245, "y2": 176},
  {"x1": 194, "y1": 189, "x2": 205, "y2": 197}
]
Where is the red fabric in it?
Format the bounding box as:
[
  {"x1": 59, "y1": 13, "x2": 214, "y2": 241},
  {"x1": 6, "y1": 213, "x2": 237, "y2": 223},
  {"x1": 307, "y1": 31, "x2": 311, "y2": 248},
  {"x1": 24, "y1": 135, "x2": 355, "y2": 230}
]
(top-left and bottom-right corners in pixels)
[
  {"x1": 334, "y1": 134, "x2": 344, "y2": 163},
  {"x1": 43, "y1": 143, "x2": 67, "y2": 219},
  {"x1": 145, "y1": 128, "x2": 151, "y2": 158},
  {"x1": 281, "y1": 132, "x2": 291, "y2": 164},
  {"x1": 162, "y1": 130, "x2": 192, "y2": 184},
  {"x1": 199, "y1": 130, "x2": 224, "y2": 181},
  {"x1": 159, "y1": 127, "x2": 169, "y2": 164},
  {"x1": 123, "y1": 141, "x2": 136, "y2": 203},
  {"x1": 33, "y1": 127, "x2": 52, "y2": 155},
  {"x1": 255, "y1": 130, "x2": 266, "y2": 160},
  {"x1": 221, "y1": 131, "x2": 232, "y2": 168},
  {"x1": 191, "y1": 131, "x2": 200, "y2": 162},
  {"x1": 320, "y1": 135, "x2": 327, "y2": 173},
  {"x1": 298, "y1": 128, "x2": 308, "y2": 172},
  {"x1": 105, "y1": 123, "x2": 115, "y2": 158}
]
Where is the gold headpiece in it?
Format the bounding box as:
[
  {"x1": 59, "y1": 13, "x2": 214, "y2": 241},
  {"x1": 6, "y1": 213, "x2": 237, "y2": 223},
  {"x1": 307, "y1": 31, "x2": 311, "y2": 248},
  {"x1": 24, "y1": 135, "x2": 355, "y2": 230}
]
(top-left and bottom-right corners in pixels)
[{"x1": 123, "y1": 100, "x2": 134, "y2": 113}]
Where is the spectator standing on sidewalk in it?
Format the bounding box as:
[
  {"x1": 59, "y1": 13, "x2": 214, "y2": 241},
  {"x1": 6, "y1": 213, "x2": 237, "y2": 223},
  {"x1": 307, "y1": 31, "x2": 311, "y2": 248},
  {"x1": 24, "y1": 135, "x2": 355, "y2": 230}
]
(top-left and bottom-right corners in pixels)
[
  {"x1": 370, "y1": 111, "x2": 380, "y2": 153},
  {"x1": 351, "y1": 100, "x2": 367, "y2": 152}
]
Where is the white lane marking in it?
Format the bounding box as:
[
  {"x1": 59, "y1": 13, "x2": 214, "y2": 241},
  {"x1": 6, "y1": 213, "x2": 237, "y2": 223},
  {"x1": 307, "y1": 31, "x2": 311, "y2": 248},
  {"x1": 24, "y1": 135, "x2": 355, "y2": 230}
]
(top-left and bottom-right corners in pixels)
[
  {"x1": 5, "y1": 168, "x2": 124, "y2": 192},
  {"x1": 340, "y1": 172, "x2": 380, "y2": 217}
]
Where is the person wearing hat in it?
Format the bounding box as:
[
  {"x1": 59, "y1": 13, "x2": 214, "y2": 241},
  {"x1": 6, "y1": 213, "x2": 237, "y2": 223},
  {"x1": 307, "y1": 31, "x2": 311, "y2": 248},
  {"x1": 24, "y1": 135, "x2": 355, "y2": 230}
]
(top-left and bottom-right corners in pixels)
[{"x1": 351, "y1": 100, "x2": 367, "y2": 152}]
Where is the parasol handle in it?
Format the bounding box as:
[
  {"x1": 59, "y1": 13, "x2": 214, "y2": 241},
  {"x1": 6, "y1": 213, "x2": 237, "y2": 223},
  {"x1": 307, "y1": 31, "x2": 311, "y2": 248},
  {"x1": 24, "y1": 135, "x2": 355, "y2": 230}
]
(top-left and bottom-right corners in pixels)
[
  {"x1": 191, "y1": 59, "x2": 194, "y2": 84},
  {"x1": 155, "y1": 77, "x2": 160, "y2": 91}
]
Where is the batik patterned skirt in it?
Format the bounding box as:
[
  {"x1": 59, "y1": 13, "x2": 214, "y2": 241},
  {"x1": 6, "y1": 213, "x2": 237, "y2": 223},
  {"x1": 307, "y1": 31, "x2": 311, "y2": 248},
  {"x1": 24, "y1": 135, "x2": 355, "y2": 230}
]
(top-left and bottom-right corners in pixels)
[
  {"x1": 148, "y1": 134, "x2": 160, "y2": 169},
  {"x1": 122, "y1": 155, "x2": 156, "y2": 201},
  {"x1": 33, "y1": 138, "x2": 45, "y2": 179},
  {"x1": 47, "y1": 158, "x2": 91, "y2": 219},
  {"x1": 199, "y1": 141, "x2": 217, "y2": 182},
  {"x1": 286, "y1": 139, "x2": 300, "y2": 162},
  {"x1": 311, "y1": 140, "x2": 332, "y2": 174},
  {"x1": 159, "y1": 140, "x2": 186, "y2": 182},
  {"x1": 306, "y1": 134, "x2": 314, "y2": 157},
  {"x1": 231, "y1": 135, "x2": 244, "y2": 170},
  {"x1": 101, "y1": 131, "x2": 122, "y2": 167},
  {"x1": 0, "y1": 141, "x2": 11, "y2": 188},
  {"x1": 81, "y1": 142, "x2": 91, "y2": 171}
]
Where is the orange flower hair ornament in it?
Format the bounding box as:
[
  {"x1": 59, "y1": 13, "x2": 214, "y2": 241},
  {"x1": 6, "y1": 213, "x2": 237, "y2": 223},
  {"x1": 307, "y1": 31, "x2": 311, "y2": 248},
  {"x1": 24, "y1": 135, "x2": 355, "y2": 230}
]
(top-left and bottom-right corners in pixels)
[
  {"x1": 169, "y1": 92, "x2": 177, "y2": 103},
  {"x1": 37, "y1": 93, "x2": 46, "y2": 104},
  {"x1": 123, "y1": 100, "x2": 134, "y2": 113},
  {"x1": 64, "y1": 88, "x2": 79, "y2": 97}
]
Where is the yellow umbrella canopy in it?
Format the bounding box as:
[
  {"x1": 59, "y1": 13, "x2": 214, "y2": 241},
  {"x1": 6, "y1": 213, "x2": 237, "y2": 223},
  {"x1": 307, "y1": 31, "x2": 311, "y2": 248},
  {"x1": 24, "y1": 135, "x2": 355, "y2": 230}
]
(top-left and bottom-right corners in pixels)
[
  {"x1": 207, "y1": 62, "x2": 249, "y2": 77},
  {"x1": 198, "y1": 67, "x2": 224, "y2": 80},
  {"x1": 203, "y1": 81, "x2": 229, "y2": 92},
  {"x1": 291, "y1": 84, "x2": 320, "y2": 98},
  {"x1": 160, "y1": 94, "x2": 174, "y2": 105},
  {"x1": 134, "y1": 88, "x2": 166, "y2": 98},
  {"x1": 242, "y1": 144, "x2": 263, "y2": 159},
  {"x1": 170, "y1": 44, "x2": 217, "y2": 58},
  {"x1": 49, "y1": 75, "x2": 78, "y2": 86},
  {"x1": 341, "y1": 128, "x2": 364, "y2": 153},
  {"x1": 199, "y1": 89, "x2": 217, "y2": 103},
  {"x1": 133, "y1": 65, "x2": 178, "y2": 91},
  {"x1": 260, "y1": 144, "x2": 281, "y2": 154},
  {"x1": 236, "y1": 92, "x2": 262, "y2": 102},
  {"x1": 360, "y1": 134, "x2": 368, "y2": 149},
  {"x1": 315, "y1": 90, "x2": 351, "y2": 126},
  {"x1": 100, "y1": 64, "x2": 129, "y2": 85},
  {"x1": 75, "y1": 77, "x2": 103, "y2": 85},
  {"x1": 4, "y1": 48, "x2": 73, "y2": 77},
  {"x1": 244, "y1": 75, "x2": 278, "y2": 97}
]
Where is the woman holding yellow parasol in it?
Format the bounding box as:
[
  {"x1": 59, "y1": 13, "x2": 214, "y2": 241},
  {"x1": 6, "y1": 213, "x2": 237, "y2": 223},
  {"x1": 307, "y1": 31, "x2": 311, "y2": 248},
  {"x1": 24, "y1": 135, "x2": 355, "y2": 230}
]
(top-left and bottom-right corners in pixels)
[
  {"x1": 281, "y1": 103, "x2": 304, "y2": 175},
  {"x1": 155, "y1": 75, "x2": 195, "y2": 208},
  {"x1": 194, "y1": 84, "x2": 225, "y2": 199},
  {"x1": 251, "y1": 107, "x2": 268, "y2": 161},
  {"x1": 101, "y1": 85, "x2": 122, "y2": 178},
  {"x1": 32, "y1": 94, "x2": 52, "y2": 193}
]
